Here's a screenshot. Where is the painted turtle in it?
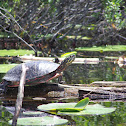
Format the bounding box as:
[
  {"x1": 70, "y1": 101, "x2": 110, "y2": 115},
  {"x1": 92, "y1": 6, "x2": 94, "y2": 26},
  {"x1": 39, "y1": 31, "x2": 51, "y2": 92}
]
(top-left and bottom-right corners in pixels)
[{"x1": 0, "y1": 55, "x2": 75, "y2": 92}]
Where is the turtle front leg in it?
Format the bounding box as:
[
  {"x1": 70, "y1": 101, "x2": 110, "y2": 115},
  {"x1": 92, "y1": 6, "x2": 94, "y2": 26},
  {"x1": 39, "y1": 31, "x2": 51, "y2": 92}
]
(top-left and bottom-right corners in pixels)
[{"x1": 58, "y1": 75, "x2": 65, "y2": 84}]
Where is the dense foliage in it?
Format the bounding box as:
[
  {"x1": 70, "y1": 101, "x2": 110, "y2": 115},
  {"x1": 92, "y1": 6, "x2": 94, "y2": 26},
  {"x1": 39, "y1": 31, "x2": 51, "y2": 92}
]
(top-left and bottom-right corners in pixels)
[{"x1": 0, "y1": 0, "x2": 126, "y2": 56}]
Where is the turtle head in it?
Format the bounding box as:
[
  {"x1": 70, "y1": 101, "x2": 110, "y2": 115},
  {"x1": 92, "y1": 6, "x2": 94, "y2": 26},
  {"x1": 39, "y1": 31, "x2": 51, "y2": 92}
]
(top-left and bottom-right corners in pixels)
[
  {"x1": 56, "y1": 54, "x2": 76, "y2": 73},
  {"x1": 63, "y1": 54, "x2": 76, "y2": 66}
]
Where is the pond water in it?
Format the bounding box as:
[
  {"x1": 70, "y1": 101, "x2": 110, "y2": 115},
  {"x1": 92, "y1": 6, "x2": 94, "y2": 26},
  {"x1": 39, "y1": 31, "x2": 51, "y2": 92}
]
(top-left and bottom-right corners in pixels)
[
  {"x1": 0, "y1": 55, "x2": 126, "y2": 126},
  {"x1": 0, "y1": 99, "x2": 126, "y2": 126}
]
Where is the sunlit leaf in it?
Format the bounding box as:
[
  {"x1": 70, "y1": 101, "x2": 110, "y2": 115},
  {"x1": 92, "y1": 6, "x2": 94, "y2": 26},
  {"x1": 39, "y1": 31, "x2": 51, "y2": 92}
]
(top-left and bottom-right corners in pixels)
[
  {"x1": 38, "y1": 103, "x2": 76, "y2": 112},
  {"x1": 56, "y1": 97, "x2": 89, "y2": 112},
  {"x1": 23, "y1": 111, "x2": 44, "y2": 115},
  {"x1": 55, "y1": 108, "x2": 81, "y2": 112},
  {"x1": 38, "y1": 103, "x2": 116, "y2": 115},
  {"x1": 61, "y1": 51, "x2": 77, "y2": 58},
  {"x1": 38, "y1": 98, "x2": 89, "y2": 112},
  {"x1": 105, "y1": 56, "x2": 118, "y2": 60},
  {"x1": 75, "y1": 45, "x2": 126, "y2": 52},
  {"x1": 0, "y1": 64, "x2": 18, "y2": 73},
  {"x1": 58, "y1": 104, "x2": 116, "y2": 115},
  {"x1": 74, "y1": 97, "x2": 89, "y2": 108},
  {"x1": 0, "y1": 49, "x2": 35, "y2": 56},
  {"x1": 9, "y1": 116, "x2": 68, "y2": 125}
]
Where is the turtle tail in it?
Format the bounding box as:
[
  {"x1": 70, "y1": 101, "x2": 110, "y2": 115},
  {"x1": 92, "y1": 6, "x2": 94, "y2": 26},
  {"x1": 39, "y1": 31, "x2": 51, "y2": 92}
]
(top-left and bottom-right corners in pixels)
[
  {"x1": 0, "y1": 80, "x2": 9, "y2": 94},
  {"x1": 56, "y1": 54, "x2": 76, "y2": 73}
]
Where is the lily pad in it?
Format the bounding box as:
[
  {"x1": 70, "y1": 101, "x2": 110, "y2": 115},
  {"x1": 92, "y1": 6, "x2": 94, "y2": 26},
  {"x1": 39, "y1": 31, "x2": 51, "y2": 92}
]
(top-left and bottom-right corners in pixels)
[
  {"x1": 38, "y1": 103, "x2": 116, "y2": 115},
  {"x1": 9, "y1": 116, "x2": 68, "y2": 125},
  {"x1": 48, "y1": 97, "x2": 89, "y2": 112},
  {"x1": 0, "y1": 64, "x2": 18, "y2": 73},
  {"x1": 61, "y1": 51, "x2": 77, "y2": 58},
  {"x1": 23, "y1": 111, "x2": 44, "y2": 115},
  {"x1": 104, "y1": 56, "x2": 118, "y2": 60},
  {"x1": 74, "y1": 97, "x2": 89, "y2": 108},
  {"x1": 75, "y1": 45, "x2": 126, "y2": 52},
  {"x1": 0, "y1": 49, "x2": 35, "y2": 56},
  {"x1": 38, "y1": 103, "x2": 76, "y2": 112}
]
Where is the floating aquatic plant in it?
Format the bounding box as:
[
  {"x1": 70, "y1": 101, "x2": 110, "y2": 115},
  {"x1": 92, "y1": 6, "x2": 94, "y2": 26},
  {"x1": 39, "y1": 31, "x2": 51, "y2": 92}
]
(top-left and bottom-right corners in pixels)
[
  {"x1": 0, "y1": 64, "x2": 17, "y2": 73},
  {"x1": 38, "y1": 97, "x2": 116, "y2": 115},
  {"x1": 9, "y1": 116, "x2": 68, "y2": 125},
  {"x1": 75, "y1": 45, "x2": 126, "y2": 52},
  {"x1": 0, "y1": 49, "x2": 35, "y2": 56},
  {"x1": 8, "y1": 98, "x2": 116, "y2": 125}
]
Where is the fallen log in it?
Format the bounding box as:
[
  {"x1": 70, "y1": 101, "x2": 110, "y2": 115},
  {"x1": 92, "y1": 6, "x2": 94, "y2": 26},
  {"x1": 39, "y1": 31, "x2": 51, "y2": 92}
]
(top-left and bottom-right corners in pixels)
[
  {"x1": 0, "y1": 55, "x2": 99, "y2": 64},
  {"x1": 20, "y1": 56, "x2": 99, "y2": 64},
  {"x1": 53, "y1": 84, "x2": 126, "y2": 100},
  {"x1": 2, "y1": 81, "x2": 126, "y2": 101},
  {"x1": 91, "y1": 81, "x2": 126, "y2": 87}
]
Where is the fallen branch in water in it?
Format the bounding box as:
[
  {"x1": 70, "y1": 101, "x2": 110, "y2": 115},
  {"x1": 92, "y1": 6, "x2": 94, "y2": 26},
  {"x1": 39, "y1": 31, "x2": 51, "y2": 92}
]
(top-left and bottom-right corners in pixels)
[{"x1": 12, "y1": 63, "x2": 28, "y2": 126}]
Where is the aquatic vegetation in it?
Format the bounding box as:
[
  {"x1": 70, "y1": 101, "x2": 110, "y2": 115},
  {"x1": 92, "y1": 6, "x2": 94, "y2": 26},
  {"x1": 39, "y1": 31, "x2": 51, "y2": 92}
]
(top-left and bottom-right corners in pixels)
[
  {"x1": 38, "y1": 97, "x2": 116, "y2": 115},
  {"x1": 61, "y1": 51, "x2": 77, "y2": 58},
  {"x1": 0, "y1": 64, "x2": 17, "y2": 73},
  {"x1": 8, "y1": 98, "x2": 116, "y2": 125},
  {"x1": 9, "y1": 116, "x2": 68, "y2": 126},
  {"x1": 0, "y1": 49, "x2": 35, "y2": 56},
  {"x1": 76, "y1": 45, "x2": 126, "y2": 52}
]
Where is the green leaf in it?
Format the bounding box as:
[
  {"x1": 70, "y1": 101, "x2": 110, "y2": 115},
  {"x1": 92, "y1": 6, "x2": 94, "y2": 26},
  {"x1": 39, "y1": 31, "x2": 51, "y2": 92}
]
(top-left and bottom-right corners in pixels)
[
  {"x1": 0, "y1": 64, "x2": 18, "y2": 73},
  {"x1": 8, "y1": 116, "x2": 68, "y2": 125},
  {"x1": 38, "y1": 103, "x2": 76, "y2": 112},
  {"x1": 38, "y1": 103, "x2": 116, "y2": 115},
  {"x1": 75, "y1": 45, "x2": 126, "y2": 52},
  {"x1": 59, "y1": 104, "x2": 116, "y2": 116},
  {"x1": 74, "y1": 97, "x2": 89, "y2": 108},
  {"x1": 23, "y1": 111, "x2": 44, "y2": 115},
  {"x1": 52, "y1": 97, "x2": 89, "y2": 112},
  {"x1": 55, "y1": 108, "x2": 81, "y2": 112},
  {"x1": 61, "y1": 51, "x2": 77, "y2": 58},
  {"x1": 0, "y1": 49, "x2": 35, "y2": 56}
]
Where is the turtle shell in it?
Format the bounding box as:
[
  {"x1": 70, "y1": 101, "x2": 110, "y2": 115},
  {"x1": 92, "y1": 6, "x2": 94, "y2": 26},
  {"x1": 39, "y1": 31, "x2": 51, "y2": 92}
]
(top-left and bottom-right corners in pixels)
[{"x1": 3, "y1": 61, "x2": 59, "y2": 82}]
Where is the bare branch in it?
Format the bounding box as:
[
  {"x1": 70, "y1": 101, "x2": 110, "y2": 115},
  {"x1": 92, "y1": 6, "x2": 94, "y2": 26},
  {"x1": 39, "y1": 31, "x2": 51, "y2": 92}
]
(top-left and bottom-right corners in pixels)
[
  {"x1": 12, "y1": 64, "x2": 28, "y2": 126},
  {"x1": 0, "y1": 7, "x2": 27, "y2": 32},
  {"x1": 116, "y1": 34, "x2": 126, "y2": 40},
  {"x1": 13, "y1": 32, "x2": 37, "y2": 54}
]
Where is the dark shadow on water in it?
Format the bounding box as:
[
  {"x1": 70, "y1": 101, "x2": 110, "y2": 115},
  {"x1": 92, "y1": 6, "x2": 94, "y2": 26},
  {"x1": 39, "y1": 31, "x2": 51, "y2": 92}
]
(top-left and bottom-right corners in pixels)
[
  {"x1": 0, "y1": 83, "x2": 65, "y2": 110},
  {"x1": 4, "y1": 83, "x2": 64, "y2": 97}
]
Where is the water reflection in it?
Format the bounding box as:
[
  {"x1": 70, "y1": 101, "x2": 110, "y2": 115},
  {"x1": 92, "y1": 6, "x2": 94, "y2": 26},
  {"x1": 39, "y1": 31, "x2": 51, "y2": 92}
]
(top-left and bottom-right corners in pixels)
[
  {"x1": 64, "y1": 60, "x2": 126, "y2": 84},
  {"x1": 0, "y1": 106, "x2": 12, "y2": 126},
  {"x1": 71, "y1": 101, "x2": 126, "y2": 126}
]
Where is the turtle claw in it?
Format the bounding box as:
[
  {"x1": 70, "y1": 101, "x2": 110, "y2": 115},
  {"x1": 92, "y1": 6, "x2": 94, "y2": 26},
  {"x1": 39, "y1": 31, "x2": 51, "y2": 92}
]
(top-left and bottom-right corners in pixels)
[{"x1": 58, "y1": 75, "x2": 65, "y2": 84}]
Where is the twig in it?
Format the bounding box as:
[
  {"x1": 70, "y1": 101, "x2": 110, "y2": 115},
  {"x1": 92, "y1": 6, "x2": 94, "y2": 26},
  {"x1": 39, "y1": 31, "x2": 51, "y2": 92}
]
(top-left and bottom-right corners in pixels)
[
  {"x1": 12, "y1": 32, "x2": 37, "y2": 56},
  {"x1": 12, "y1": 64, "x2": 28, "y2": 126},
  {"x1": 0, "y1": 7, "x2": 26, "y2": 32},
  {"x1": 116, "y1": 34, "x2": 126, "y2": 40}
]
